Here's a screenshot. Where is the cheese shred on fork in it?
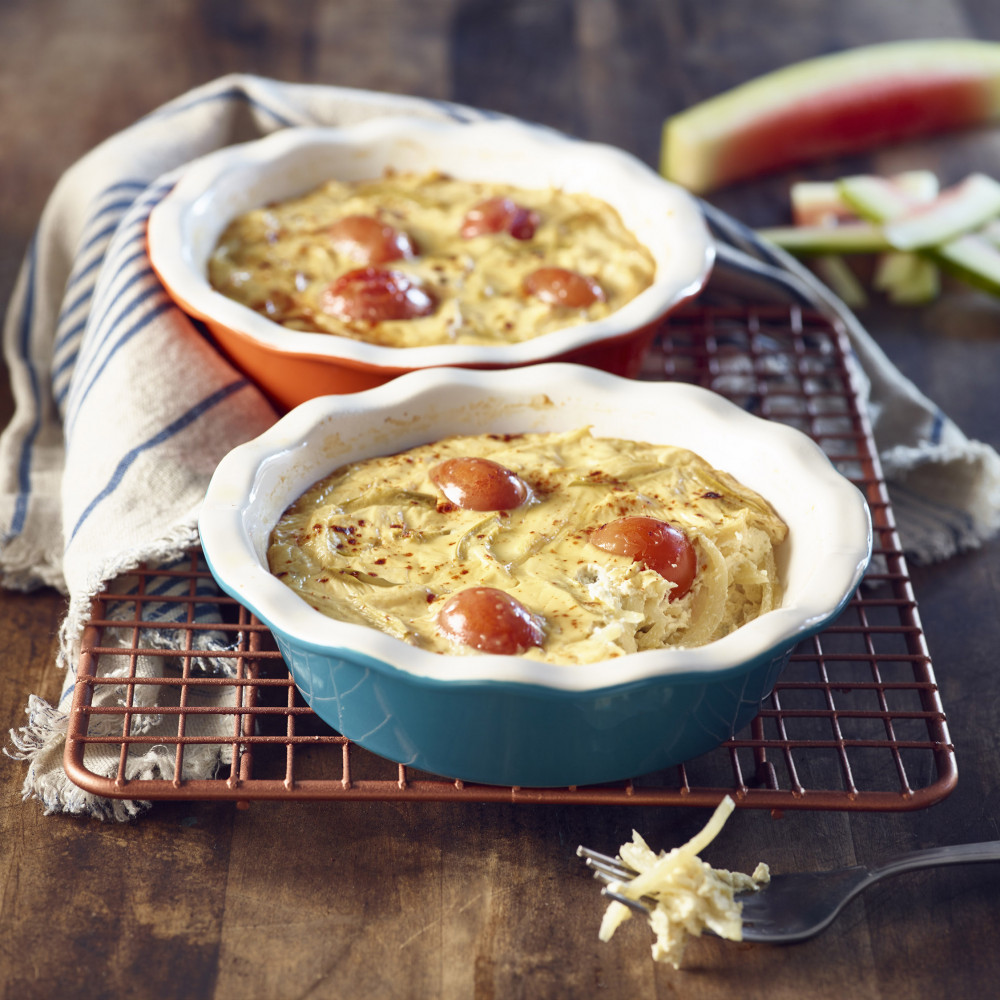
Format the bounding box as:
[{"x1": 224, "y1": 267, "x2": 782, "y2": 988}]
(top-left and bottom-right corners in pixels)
[{"x1": 597, "y1": 796, "x2": 770, "y2": 968}]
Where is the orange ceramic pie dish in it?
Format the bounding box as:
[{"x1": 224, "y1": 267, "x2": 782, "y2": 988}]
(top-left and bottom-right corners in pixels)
[{"x1": 147, "y1": 116, "x2": 714, "y2": 409}]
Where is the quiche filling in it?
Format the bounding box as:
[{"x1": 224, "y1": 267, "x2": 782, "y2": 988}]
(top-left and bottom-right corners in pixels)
[
  {"x1": 209, "y1": 172, "x2": 655, "y2": 347},
  {"x1": 267, "y1": 429, "x2": 788, "y2": 666}
]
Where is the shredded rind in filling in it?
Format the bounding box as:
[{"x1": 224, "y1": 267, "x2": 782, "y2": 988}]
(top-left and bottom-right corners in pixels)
[
  {"x1": 597, "y1": 796, "x2": 770, "y2": 968},
  {"x1": 267, "y1": 429, "x2": 787, "y2": 665}
]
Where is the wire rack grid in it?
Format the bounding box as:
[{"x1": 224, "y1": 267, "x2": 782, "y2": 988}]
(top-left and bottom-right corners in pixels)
[{"x1": 63, "y1": 304, "x2": 955, "y2": 812}]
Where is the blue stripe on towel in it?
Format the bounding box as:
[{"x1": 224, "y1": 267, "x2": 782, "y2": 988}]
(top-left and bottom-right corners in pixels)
[
  {"x1": 10, "y1": 179, "x2": 160, "y2": 541},
  {"x1": 78, "y1": 265, "x2": 162, "y2": 361},
  {"x1": 51, "y1": 345, "x2": 82, "y2": 397},
  {"x1": 95, "y1": 178, "x2": 150, "y2": 200},
  {"x1": 52, "y1": 184, "x2": 165, "y2": 383},
  {"x1": 929, "y1": 409, "x2": 945, "y2": 445},
  {"x1": 52, "y1": 320, "x2": 87, "y2": 373},
  {"x1": 57, "y1": 186, "x2": 147, "y2": 306},
  {"x1": 64, "y1": 296, "x2": 173, "y2": 439},
  {"x1": 143, "y1": 84, "x2": 297, "y2": 128},
  {"x1": 56, "y1": 278, "x2": 103, "y2": 328},
  {"x1": 60, "y1": 253, "x2": 105, "y2": 300},
  {"x1": 61, "y1": 188, "x2": 173, "y2": 413},
  {"x1": 71, "y1": 215, "x2": 128, "y2": 267},
  {"x1": 428, "y1": 99, "x2": 481, "y2": 123},
  {"x1": 52, "y1": 254, "x2": 161, "y2": 409},
  {"x1": 67, "y1": 378, "x2": 251, "y2": 545},
  {"x1": 57, "y1": 214, "x2": 133, "y2": 306},
  {"x1": 7, "y1": 237, "x2": 41, "y2": 541},
  {"x1": 75, "y1": 244, "x2": 155, "y2": 338},
  {"x1": 83, "y1": 184, "x2": 171, "y2": 295},
  {"x1": 890, "y1": 478, "x2": 976, "y2": 540}
]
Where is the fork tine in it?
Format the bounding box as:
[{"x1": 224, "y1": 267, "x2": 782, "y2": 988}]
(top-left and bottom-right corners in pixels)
[
  {"x1": 585, "y1": 857, "x2": 635, "y2": 882},
  {"x1": 601, "y1": 887, "x2": 653, "y2": 914},
  {"x1": 576, "y1": 845, "x2": 638, "y2": 880},
  {"x1": 576, "y1": 846, "x2": 634, "y2": 871},
  {"x1": 577, "y1": 846, "x2": 657, "y2": 913}
]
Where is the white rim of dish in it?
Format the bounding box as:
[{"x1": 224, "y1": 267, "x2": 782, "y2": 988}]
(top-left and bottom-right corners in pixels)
[
  {"x1": 198, "y1": 364, "x2": 873, "y2": 693},
  {"x1": 147, "y1": 117, "x2": 715, "y2": 371}
]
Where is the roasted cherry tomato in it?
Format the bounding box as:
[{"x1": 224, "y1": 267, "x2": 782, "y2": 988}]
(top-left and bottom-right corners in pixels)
[
  {"x1": 321, "y1": 267, "x2": 437, "y2": 323},
  {"x1": 430, "y1": 456, "x2": 529, "y2": 511},
  {"x1": 460, "y1": 196, "x2": 539, "y2": 240},
  {"x1": 328, "y1": 214, "x2": 417, "y2": 265},
  {"x1": 589, "y1": 516, "x2": 697, "y2": 600},
  {"x1": 437, "y1": 587, "x2": 544, "y2": 654},
  {"x1": 522, "y1": 267, "x2": 605, "y2": 308}
]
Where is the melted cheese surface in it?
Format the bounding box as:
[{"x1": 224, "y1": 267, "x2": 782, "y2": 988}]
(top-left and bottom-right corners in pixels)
[
  {"x1": 267, "y1": 429, "x2": 787, "y2": 665},
  {"x1": 209, "y1": 172, "x2": 655, "y2": 347}
]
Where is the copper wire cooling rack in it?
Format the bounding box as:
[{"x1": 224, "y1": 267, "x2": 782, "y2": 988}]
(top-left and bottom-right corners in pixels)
[{"x1": 63, "y1": 304, "x2": 956, "y2": 811}]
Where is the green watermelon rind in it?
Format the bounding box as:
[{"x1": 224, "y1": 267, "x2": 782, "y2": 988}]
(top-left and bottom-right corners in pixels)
[
  {"x1": 757, "y1": 222, "x2": 893, "y2": 254},
  {"x1": 934, "y1": 236, "x2": 1000, "y2": 296}
]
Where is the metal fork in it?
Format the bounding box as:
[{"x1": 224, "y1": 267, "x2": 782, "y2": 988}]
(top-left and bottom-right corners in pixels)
[{"x1": 578, "y1": 840, "x2": 1000, "y2": 944}]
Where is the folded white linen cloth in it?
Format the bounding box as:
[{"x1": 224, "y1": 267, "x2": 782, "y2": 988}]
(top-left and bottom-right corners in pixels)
[{"x1": 3, "y1": 75, "x2": 999, "y2": 819}]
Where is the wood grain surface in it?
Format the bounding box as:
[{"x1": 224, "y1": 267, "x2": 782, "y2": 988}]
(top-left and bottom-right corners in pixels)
[{"x1": 2, "y1": 2, "x2": 1000, "y2": 998}]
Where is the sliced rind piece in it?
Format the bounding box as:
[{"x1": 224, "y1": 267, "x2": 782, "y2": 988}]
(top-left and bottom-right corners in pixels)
[
  {"x1": 934, "y1": 234, "x2": 1000, "y2": 295},
  {"x1": 661, "y1": 40, "x2": 1000, "y2": 193},
  {"x1": 872, "y1": 252, "x2": 941, "y2": 304},
  {"x1": 883, "y1": 173, "x2": 1000, "y2": 250},
  {"x1": 757, "y1": 222, "x2": 892, "y2": 255},
  {"x1": 836, "y1": 175, "x2": 914, "y2": 222},
  {"x1": 812, "y1": 256, "x2": 870, "y2": 307},
  {"x1": 790, "y1": 171, "x2": 939, "y2": 226}
]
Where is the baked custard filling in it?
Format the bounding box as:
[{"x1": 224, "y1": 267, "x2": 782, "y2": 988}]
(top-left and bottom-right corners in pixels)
[
  {"x1": 208, "y1": 171, "x2": 655, "y2": 348},
  {"x1": 267, "y1": 429, "x2": 788, "y2": 666}
]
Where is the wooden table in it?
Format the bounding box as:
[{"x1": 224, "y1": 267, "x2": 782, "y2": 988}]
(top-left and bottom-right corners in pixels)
[{"x1": 3, "y1": 2, "x2": 1000, "y2": 997}]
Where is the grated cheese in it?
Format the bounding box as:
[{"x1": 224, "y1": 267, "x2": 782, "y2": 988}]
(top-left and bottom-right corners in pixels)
[{"x1": 596, "y1": 796, "x2": 769, "y2": 968}]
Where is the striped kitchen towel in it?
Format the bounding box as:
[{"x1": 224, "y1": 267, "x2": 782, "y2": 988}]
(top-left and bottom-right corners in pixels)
[{"x1": 2, "y1": 75, "x2": 999, "y2": 818}]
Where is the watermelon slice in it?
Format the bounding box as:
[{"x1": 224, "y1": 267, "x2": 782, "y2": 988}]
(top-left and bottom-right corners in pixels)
[{"x1": 661, "y1": 40, "x2": 1000, "y2": 193}]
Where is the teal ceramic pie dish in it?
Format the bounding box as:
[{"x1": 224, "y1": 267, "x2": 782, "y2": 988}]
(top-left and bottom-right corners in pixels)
[{"x1": 198, "y1": 363, "x2": 872, "y2": 788}]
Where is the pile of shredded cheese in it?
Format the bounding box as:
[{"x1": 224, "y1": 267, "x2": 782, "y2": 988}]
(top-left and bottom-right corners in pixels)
[{"x1": 596, "y1": 796, "x2": 769, "y2": 968}]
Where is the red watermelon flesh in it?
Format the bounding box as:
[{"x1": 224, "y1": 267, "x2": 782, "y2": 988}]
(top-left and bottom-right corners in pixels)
[{"x1": 716, "y1": 76, "x2": 991, "y2": 187}]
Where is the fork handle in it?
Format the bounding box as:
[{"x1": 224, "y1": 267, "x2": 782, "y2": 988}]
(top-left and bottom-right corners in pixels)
[{"x1": 870, "y1": 840, "x2": 1000, "y2": 880}]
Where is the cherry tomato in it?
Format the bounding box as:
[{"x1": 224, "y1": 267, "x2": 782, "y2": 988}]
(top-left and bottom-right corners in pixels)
[
  {"x1": 321, "y1": 268, "x2": 437, "y2": 323},
  {"x1": 460, "y1": 196, "x2": 539, "y2": 240},
  {"x1": 589, "y1": 516, "x2": 697, "y2": 600},
  {"x1": 430, "y1": 456, "x2": 528, "y2": 511},
  {"x1": 437, "y1": 587, "x2": 544, "y2": 655},
  {"x1": 328, "y1": 215, "x2": 417, "y2": 265},
  {"x1": 522, "y1": 267, "x2": 605, "y2": 308}
]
